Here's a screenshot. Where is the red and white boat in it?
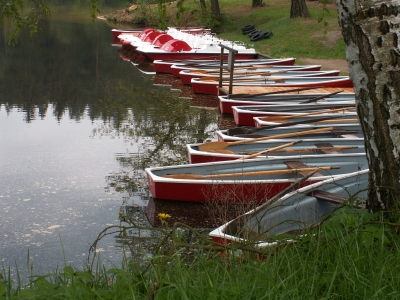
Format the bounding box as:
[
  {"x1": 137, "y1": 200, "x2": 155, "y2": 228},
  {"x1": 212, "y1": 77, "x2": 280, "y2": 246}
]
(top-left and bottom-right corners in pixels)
[
  {"x1": 187, "y1": 138, "x2": 365, "y2": 164},
  {"x1": 168, "y1": 58, "x2": 298, "y2": 77},
  {"x1": 209, "y1": 169, "x2": 368, "y2": 247},
  {"x1": 112, "y1": 27, "x2": 211, "y2": 38},
  {"x1": 216, "y1": 124, "x2": 363, "y2": 142},
  {"x1": 232, "y1": 102, "x2": 356, "y2": 126},
  {"x1": 178, "y1": 68, "x2": 336, "y2": 85},
  {"x1": 111, "y1": 28, "x2": 143, "y2": 38},
  {"x1": 191, "y1": 76, "x2": 354, "y2": 95},
  {"x1": 218, "y1": 92, "x2": 356, "y2": 114},
  {"x1": 136, "y1": 39, "x2": 258, "y2": 61},
  {"x1": 145, "y1": 153, "x2": 367, "y2": 203},
  {"x1": 153, "y1": 58, "x2": 296, "y2": 74},
  {"x1": 180, "y1": 70, "x2": 340, "y2": 84}
]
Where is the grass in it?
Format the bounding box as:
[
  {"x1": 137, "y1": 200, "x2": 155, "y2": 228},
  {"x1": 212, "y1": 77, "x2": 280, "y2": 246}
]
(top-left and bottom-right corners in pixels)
[{"x1": 3, "y1": 206, "x2": 400, "y2": 299}]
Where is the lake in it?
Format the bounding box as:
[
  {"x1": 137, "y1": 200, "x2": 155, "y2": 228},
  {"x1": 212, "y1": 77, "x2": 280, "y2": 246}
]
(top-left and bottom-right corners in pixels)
[{"x1": 0, "y1": 3, "x2": 219, "y2": 277}]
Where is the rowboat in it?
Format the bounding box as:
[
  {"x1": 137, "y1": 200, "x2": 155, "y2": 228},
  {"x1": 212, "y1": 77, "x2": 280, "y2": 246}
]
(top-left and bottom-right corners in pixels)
[
  {"x1": 145, "y1": 153, "x2": 368, "y2": 203},
  {"x1": 253, "y1": 112, "x2": 359, "y2": 128},
  {"x1": 179, "y1": 69, "x2": 341, "y2": 85},
  {"x1": 191, "y1": 76, "x2": 354, "y2": 95},
  {"x1": 171, "y1": 60, "x2": 308, "y2": 78},
  {"x1": 232, "y1": 103, "x2": 357, "y2": 126},
  {"x1": 153, "y1": 57, "x2": 296, "y2": 74},
  {"x1": 215, "y1": 125, "x2": 364, "y2": 142},
  {"x1": 187, "y1": 138, "x2": 366, "y2": 164},
  {"x1": 209, "y1": 169, "x2": 368, "y2": 247},
  {"x1": 218, "y1": 92, "x2": 356, "y2": 114},
  {"x1": 136, "y1": 39, "x2": 258, "y2": 61}
]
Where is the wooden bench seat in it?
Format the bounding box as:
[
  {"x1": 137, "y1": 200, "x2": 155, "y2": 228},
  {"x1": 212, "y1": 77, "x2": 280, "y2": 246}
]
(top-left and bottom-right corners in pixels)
[{"x1": 284, "y1": 161, "x2": 324, "y2": 177}]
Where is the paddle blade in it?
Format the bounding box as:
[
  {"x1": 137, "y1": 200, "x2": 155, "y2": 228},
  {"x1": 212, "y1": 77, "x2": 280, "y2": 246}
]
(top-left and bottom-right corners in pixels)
[{"x1": 199, "y1": 141, "x2": 229, "y2": 151}]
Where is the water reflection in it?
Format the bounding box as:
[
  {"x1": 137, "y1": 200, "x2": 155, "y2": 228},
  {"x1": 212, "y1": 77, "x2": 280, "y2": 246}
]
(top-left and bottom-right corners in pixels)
[{"x1": 0, "y1": 6, "x2": 219, "y2": 277}]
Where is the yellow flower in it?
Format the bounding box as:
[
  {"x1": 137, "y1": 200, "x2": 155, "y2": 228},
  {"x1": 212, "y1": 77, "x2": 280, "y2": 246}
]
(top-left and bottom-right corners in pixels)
[{"x1": 158, "y1": 213, "x2": 171, "y2": 220}]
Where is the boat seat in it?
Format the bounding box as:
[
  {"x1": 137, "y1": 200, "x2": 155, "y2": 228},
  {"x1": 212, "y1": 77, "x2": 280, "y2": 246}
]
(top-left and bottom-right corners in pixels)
[
  {"x1": 284, "y1": 161, "x2": 323, "y2": 177},
  {"x1": 308, "y1": 190, "x2": 349, "y2": 205},
  {"x1": 340, "y1": 134, "x2": 359, "y2": 138},
  {"x1": 315, "y1": 143, "x2": 341, "y2": 154}
]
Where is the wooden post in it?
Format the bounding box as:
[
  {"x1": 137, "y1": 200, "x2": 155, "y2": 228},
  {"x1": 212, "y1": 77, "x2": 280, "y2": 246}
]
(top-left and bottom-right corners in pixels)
[{"x1": 218, "y1": 44, "x2": 238, "y2": 95}]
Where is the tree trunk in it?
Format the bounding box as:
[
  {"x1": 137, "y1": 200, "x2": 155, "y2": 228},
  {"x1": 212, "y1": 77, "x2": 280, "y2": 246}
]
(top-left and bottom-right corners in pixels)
[
  {"x1": 290, "y1": 0, "x2": 310, "y2": 18},
  {"x1": 252, "y1": 0, "x2": 264, "y2": 8},
  {"x1": 199, "y1": 0, "x2": 206, "y2": 10},
  {"x1": 210, "y1": 0, "x2": 221, "y2": 20},
  {"x1": 336, "y1": 0, "x2": 400, "y2": 212}
]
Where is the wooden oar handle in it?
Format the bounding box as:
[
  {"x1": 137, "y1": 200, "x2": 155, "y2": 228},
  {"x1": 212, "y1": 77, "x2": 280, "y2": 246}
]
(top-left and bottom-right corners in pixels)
[
  {"x1": 262, "y1": 106, "x2": 356, "y2": 121},
  {"x1": 229, "y1": 127, "x2": 335, "y2": 146},
  {"x1": 162, "y1": 165, "x2": 341, "y2": 179},
  {"x1": 238, "y1": 140, "x2": 302, "y2": 160}
]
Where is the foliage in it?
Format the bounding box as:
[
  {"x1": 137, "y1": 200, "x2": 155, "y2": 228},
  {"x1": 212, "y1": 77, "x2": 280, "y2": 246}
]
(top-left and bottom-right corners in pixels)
[
  {"x1": 0, "y1": 0, "x2": 50, "y2": 45},
  {"x1": 3, "y1": 206, "x2": 400, "y2": 298}
]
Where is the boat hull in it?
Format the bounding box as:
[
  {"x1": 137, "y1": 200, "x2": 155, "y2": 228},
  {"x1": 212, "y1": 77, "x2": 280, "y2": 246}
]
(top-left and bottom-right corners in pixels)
[
  {"x1": 179, "y1": 69, "x2": 340, "y2": 85},
  {"x1": 187, "y1": 138, "x2": 366, "y2": 164},
  {"x1": 146, "y1": 154, "x2": 368, "y2": 203},
  {"x1": 209, "y1": 169, "x2": 369, "y2": 246},
  {"x1": 232, "y1": 102, "x2": 357, "y2": 126},
  {"x1": 191, "y1": 77, "x2": 354, "y2": 96},
  {"x1": 218, "y1": 94, "x2": 356, "y2": 114}
]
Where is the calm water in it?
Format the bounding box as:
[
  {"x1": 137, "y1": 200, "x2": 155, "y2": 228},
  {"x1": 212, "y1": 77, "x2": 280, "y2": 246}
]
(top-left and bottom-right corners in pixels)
[{"x1": 0, "y1": 5, "x2": 218, "y2": 276}]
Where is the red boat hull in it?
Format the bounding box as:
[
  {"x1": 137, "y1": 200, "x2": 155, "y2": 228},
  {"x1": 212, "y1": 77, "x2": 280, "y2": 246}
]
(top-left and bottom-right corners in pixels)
[
  {"x1": 192, "y1": 78, "x2": 354, "y2": 96},
  {"x1": 143, "y1": 52, "x2": 258, "y2": 62},
  {"x1": 147, "y1": 173, "x2": 315, "y2": 203},
  {"x1": 178, "y1": 65, "x2": 327, "y2": 84}
]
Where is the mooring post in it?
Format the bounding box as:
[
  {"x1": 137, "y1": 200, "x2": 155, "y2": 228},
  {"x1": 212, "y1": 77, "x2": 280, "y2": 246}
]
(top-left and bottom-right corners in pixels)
[{"x1": 218, "y1": 44, "x2": 238, "y2": 95}]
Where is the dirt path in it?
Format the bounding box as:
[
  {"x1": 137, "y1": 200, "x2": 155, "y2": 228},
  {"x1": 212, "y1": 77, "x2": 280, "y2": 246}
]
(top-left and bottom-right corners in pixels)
[{"x1": 298, "y1": 58, "x2": 349, "y2": 74}]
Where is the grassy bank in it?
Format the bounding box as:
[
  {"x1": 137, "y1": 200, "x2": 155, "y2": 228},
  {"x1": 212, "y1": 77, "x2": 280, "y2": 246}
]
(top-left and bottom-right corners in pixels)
[
  {"x1": 3, "y1": 207, "x2": 400, "y2": 298},
  {"x1": 106, "y1": 0, "x2": 346, "y2": 64}
]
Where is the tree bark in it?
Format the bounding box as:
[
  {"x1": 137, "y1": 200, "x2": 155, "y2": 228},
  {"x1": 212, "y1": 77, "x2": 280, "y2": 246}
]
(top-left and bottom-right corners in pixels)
[
  {"x1": 336, "y1": 0, "x2": 400, "y2": 211},
  {"x1": 252, "y1": 0, "x2": 264, "y2": 8},
  {"x1": 199, "y1": 0, "x2": 206, "y2": 10},
  {"x1": 210, "y1": 0, "x2": 221, "y2": 20},
  {"x1": 290, "y1": 0, "x2": 310, "y2": 18}
]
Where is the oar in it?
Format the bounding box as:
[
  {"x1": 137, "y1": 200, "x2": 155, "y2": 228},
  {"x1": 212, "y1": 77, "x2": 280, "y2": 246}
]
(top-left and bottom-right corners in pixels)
[
  {"x1": 302, "y1": 90, "x2": 344, "y2": 103},
  {"x1": 188, "y1": 64, "x2": 279, "y2": 74},
  {"x1": 199, "y1": 76, "x2": 287, "y2": 82},
  {"x1": 247, "y1": 91, "x2": 348, "y2": 110},
  {"x1": 161, "y1": 165, "x2": 341, "y2": 180},
  {"x1": 227, "y1": 115, "x2": 354, "y2": 136},
  {"x1": 238, "y1": 140, "x2": 302, "y2": 160},
  {"x1": 261, "y1": 106, "x2": 356, "y2": 121},
  {"x1": 228, "y1": 86, "x2": 323, "y2": 99},
  {"x1": 198, "y1": 127, "x2": 335, "y2": 151},
  {"x1": 235, "y1": 145, "x2": 359, "y2": 155},
  {"x1": 250, "y1": 104, "x2": 355, "y2": 113},
  {"x1": 273, "y1": 145, "x2": 359, "y2": 153}
]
